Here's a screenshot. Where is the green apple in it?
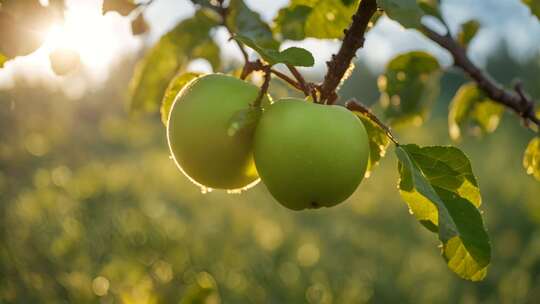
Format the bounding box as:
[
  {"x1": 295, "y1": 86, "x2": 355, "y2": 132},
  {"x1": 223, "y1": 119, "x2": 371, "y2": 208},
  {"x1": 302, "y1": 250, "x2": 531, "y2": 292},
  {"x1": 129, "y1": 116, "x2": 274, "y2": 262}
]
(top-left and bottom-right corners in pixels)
[
  {"x1": 49, "y1": 48, "x2": 80, "y2": 76},
  {"x1": 167, "y1": 73, "x2": 269, "y2": 191},
  {"x1": 254, "y1": 99, "x2": 369, "y2": 210}
]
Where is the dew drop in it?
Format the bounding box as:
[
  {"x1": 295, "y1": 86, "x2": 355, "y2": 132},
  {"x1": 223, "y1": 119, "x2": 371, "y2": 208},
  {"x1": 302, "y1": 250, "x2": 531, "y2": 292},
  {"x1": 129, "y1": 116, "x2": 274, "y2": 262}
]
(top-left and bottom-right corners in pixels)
[
  {"x1": 199, "y1": 186, "x2": 213, "y2": 194},
  {"x1": 227, "y1": 188, "x2": 243, "y2": 194}
]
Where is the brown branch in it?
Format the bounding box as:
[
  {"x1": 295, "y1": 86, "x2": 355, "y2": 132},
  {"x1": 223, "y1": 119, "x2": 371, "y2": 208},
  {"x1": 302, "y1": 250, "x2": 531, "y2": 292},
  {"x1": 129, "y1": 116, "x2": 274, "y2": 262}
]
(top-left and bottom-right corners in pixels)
[
  {"x1": 319, "y1": 0, "x2": 378, "y2": 104},
  {"x1": 270, "y1": 68, "x2": 304, "y2": 91},
  {"x1": 422, "y1": 25, "x2": 540, "y2": 128},
  {"x1": 241, "y1": 60, "x2": 304, "y2": 91},
  {"x1": 345, "y1": 99, "x2": 399, "y2": 145},
  {"x1": 285, "y1": 64, "x2": 308, "y2": 95}
]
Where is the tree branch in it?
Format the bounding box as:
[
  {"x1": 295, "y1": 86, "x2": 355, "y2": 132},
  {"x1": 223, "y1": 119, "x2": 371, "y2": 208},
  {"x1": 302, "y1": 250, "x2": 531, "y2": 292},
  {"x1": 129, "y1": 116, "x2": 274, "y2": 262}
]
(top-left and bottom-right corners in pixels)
[
  {"x1": 271, "y1": 68, "x2": 304, "y2": 91},
  {"x1": 422, "y1": 25, "x2": 539, "y2": 128},
  {"x1": 241, "y1": 60, "x2": 305, "y2": 92},
  {"x1": 319, "y1": 0, "x2": 378, "y2": 104},
  {"x1": 346, "y1": 99, "x2": 399, "y2": 145}
]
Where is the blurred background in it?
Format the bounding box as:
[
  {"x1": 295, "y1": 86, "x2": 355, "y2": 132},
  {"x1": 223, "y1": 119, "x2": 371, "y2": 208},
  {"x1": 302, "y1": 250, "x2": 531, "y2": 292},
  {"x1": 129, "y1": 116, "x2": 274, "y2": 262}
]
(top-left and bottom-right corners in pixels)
[{"x1": 1, "y1": 0, "x2": 540, "y2": 303}]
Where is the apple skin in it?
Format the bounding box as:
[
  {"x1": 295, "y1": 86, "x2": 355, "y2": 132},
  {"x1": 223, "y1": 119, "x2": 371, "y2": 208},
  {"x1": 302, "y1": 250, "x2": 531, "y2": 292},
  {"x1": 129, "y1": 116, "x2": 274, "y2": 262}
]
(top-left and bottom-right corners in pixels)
[
  {"x1": 167, "y1": 73, "x2": 268, "y2": 191},
  {"x1": 254, "y1": 99, "x2": 369, "y2": 210}
]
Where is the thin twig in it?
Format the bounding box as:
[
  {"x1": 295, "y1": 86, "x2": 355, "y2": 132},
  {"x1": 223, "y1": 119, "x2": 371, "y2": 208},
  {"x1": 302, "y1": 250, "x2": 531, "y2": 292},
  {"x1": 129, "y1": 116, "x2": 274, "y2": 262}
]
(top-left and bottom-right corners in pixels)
[
  {"x1": 345, "y1": 99, "x2": 399, "y2": 145},
  {"x1": 254, "y1": 65, "x2": 272, "y2": 108},
  {"x1": 270, "y1": 68, "x2": 304, "y2": 91},
  {"x1": 319, "y1": 0, "x2": 378, "y2": 104},
  {"x1": 286, "y1": 64, "x2": 310, "y2": 96},
  {"x1": 217, "y1": 2, "x2": 249, "y2": 65},
  {"x1": 422, "y1": 25, "x2": 539, "y2": 128},
  {"x1": 240, "y1": 60, "x2": 302, "y2": 91}
]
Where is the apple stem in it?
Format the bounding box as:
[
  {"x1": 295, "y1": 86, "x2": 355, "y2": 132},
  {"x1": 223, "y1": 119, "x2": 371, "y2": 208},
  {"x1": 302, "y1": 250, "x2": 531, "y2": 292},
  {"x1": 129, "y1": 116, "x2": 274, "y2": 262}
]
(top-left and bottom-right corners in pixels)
[
  {"x1": 253, "y1": 65, "x2": 272, "y2": 109},
  {"x1": 345, "y1": 99, "x2": 399, "y2": 146}
]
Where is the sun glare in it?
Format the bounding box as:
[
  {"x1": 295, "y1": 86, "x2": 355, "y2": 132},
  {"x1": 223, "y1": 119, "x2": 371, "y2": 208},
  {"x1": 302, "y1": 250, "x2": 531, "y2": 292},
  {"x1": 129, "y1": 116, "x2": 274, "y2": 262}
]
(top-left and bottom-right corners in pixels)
[{"x1": 42, "y1": 2, "x2": 135, "y2": 77}]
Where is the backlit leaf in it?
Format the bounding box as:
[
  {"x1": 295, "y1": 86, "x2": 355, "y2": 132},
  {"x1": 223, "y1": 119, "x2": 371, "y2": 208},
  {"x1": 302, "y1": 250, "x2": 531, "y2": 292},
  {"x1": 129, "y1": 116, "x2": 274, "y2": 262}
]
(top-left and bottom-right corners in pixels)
[
  {"x1": 129, "y1": 10, "x2": 220, "y2": 113},
  {"x1": 273, "y1": 5, "x2": 312, "y2": 41},
  {"x1": 377, "y1": 0, "x2": 424, "y2": 28},
  {"x1": 351, "y1": 110, "x2": 391, "y2": 177},
  {"x1": 0, "y1": 53, "x2": 7, "y2": 68},
  {"x1": 396, "y1": 144, "x2": 491, "y2": 281},
  {"x1": 274, "y1": 0, "x2": 365, "y2": 40},
  {"x1": 523, "y1": 137, "x2": 540, "y2": 182},
  {"x1": 448, "y1": 83, "x2": 503, "y2": 141},
  {"x1": 457, "y1": 20, "x2": 481, "y2": 49},
  {"x1": 227, "y1": 0, "x2": 279, "y2": 50},
  {"x1": 417, "y1": 0, "x2": 441, "y2": 20},
  {"x1": 305, "y1": 0, "x2": 359, "y2": 39},
  {"x1": 378, "y1": 51, "x2": 441, "y2": 126}
]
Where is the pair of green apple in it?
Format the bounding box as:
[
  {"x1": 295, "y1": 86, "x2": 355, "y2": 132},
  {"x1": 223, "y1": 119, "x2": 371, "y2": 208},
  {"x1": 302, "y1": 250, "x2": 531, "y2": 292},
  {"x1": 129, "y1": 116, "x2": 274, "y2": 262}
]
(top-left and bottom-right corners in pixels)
[{"x1": 167, "y1": 74, "x2": 369, "y2": 211}]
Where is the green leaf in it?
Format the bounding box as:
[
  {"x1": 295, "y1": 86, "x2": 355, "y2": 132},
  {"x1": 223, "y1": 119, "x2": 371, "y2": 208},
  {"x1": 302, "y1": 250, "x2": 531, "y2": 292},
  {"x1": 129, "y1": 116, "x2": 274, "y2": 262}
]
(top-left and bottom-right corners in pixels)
[
  {"x1": 233, "y1": 35, "x2": 314, "y2": 67},
  {"x1": 227, "y1": 106, "x2": 263, "y2": 137},
  {"x1": 304, "y1": 0, "x2": 359, "y2": 39},
  {"x1": 523, "y1": 137, "x2": 540, "y2": 182},
  {"x1": 273, "y1": 5, "x2": 312, "y2": 41},
  {"x1": 457, "y1": 20, "x2": 481, "y2": 49},
  {"x1": 417, "y1": 0, "x2": 442, "y2": 20},
  {"x1": 227, "y1": 0, "x2": 279, "y2": 50},
  {"x1": 129, "y1": 10, "x2": 220, "y2": 113},
  {"x1": 395, "y1": 144, "x2": 491, "y2": 281},
  {"x1": 448, "y1": 83, "x2": 503, "y2": 141},
  {"x1": 351, "y1": 111, "x2": 391, "y2": 177},
  {"x1": 378, "y1": 51, "x2": 441, "y2": 126},
  {"x1": 522, "y1": 0, "x2": 540, "y2": 20},
  {"x1": 160, "y1": 72, "x2": 201, "y2": 125},
  {"x1": 377, "y1": 0, "x2": 424, "y2": 28},
  {"x1": 273, "y1": 0, "x2": 363, "y2": 40},
  {"x1": 0, "y1": 53, "x2": 7, "y2": 68}
]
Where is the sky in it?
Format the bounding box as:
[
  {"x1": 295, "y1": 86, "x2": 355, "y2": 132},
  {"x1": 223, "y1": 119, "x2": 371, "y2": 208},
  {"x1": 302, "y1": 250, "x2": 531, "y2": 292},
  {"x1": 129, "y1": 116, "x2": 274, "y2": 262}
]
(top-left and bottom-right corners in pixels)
[{"x1": 0, "y1": 0, "x2": 539, "y2": 97}]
